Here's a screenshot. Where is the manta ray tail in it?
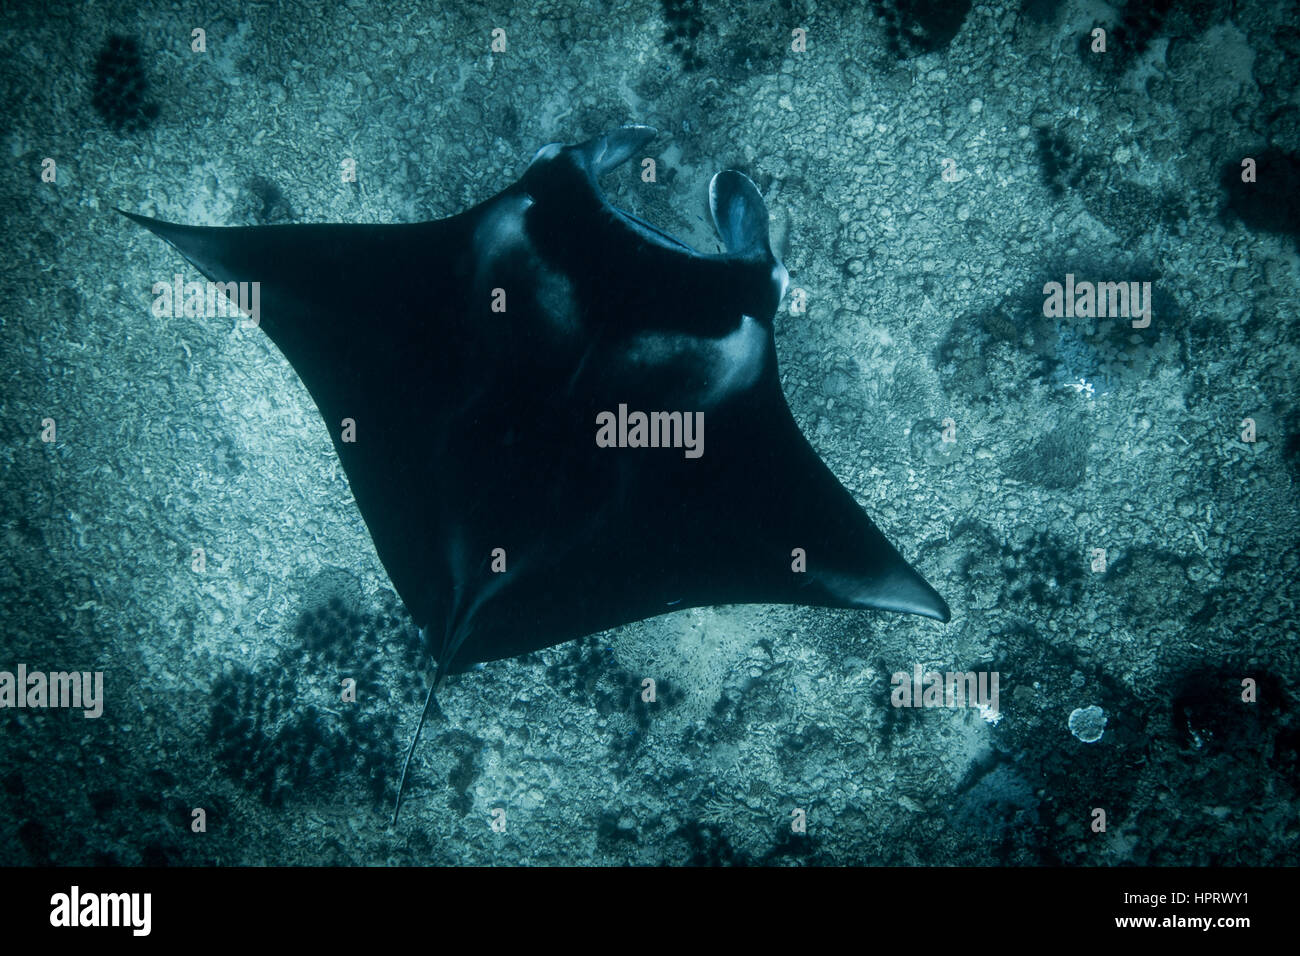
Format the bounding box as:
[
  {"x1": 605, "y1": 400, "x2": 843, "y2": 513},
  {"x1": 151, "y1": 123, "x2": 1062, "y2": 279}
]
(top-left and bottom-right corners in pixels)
[{"x1": 391, "y1": 639, "x2": 446, "y2": 826}]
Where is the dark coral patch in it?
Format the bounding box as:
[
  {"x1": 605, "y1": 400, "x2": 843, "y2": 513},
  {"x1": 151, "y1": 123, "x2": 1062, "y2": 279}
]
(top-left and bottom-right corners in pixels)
[
  {"x1": 872, "y1": 0, "x2": 971, "y2": 59},
  {"x1": 1220, "y1": 148, "x2": 1300, "y2": 245},
  {"x1": 92, "y1": 35, "x2": 158, "y2": 133}
]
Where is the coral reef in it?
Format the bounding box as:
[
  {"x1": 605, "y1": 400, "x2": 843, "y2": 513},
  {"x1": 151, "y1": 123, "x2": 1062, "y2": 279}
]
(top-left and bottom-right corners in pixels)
[
  {"x1": 208, "y1": 590, "x2": 422, "y2": 807},
  {"x1": 871, "y1": 0, "x2": 972, "y2": 58},
  {"x1": 91, "y1": 35, "x2": 158, "y2": 133},
  {"x1": 1220, "y1": 147, "x2": 1300, "y2": 245}
]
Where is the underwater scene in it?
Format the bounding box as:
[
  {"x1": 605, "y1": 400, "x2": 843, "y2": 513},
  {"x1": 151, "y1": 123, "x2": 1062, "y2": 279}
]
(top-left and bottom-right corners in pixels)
[{"x1": 1, "y1": 0, "x2": 1297, "y2": 870}]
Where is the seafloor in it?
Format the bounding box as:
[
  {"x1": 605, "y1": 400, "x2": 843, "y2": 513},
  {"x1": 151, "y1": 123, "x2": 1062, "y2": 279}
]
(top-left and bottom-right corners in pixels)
[{"x1": 0, "y1": 0, "x2": 1297, "y2": 864}]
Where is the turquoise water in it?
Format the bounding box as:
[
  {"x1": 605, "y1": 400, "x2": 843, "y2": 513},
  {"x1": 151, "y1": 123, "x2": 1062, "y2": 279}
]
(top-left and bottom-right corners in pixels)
[{"x1": 0, "y1": 0, "x2": 1296, "y2": 865}]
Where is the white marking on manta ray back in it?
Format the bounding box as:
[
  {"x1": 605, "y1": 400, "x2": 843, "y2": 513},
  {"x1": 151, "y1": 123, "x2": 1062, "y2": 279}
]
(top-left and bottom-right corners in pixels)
[
  {"x1": 703, "y1": 315, "x2": 767, "y2": 404},
  {"x1": 472, "y1": 195, "x2": 534, "y2": 294},
  {"x1": 618, "y1": 316, "x2": 767, "y2": 408}
]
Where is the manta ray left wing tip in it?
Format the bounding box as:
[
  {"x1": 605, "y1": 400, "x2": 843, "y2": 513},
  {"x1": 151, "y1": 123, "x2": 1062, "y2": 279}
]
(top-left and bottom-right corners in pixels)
[
  {"x1": 889, "y1": 553, "x2": 951, "y2": 622},
  {"x1": 116, "y1": 207, "x2": 185, "y2": 246},
  {"x1": 116, "y1": 207, "x2": 149, "y2": 226},
  {"x1": 876, "y1": 576, "x2": 951, "y2": 623},
  {"x1": 117, "y1": 208, "x2": 249, "y2": 288},
  {"x1": 916, "y1": 592, "x2": 952, "y2": 623},
  {"x1": 837, "y1": 552, "x2": 951, "y2": 623}
]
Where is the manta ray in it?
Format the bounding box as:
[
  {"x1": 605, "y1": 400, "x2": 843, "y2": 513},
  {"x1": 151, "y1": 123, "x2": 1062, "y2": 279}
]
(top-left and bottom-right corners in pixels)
[{"x1": 122, "y1": 125, "x2": 949, "y2": 817}]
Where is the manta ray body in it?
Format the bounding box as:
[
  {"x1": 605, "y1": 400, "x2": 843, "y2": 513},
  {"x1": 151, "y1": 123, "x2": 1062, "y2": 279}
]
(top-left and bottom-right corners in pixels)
[{"x1": 123, "y1": 126, "x2": 949, "y2": 811}]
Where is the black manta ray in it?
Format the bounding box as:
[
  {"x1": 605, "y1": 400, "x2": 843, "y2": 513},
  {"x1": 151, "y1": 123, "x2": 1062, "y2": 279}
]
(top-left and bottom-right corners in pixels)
[{"x1": 122, "y1": 125, "x2": 949, "y2": 814}]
